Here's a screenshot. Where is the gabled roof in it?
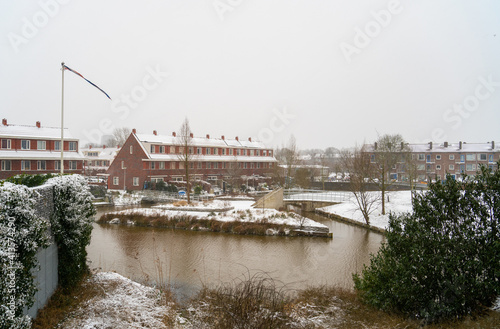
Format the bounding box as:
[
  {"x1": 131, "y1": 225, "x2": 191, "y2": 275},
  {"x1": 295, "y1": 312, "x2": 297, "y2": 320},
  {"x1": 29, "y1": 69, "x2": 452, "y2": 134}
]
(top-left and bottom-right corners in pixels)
[
  {"x1": 0, "y1": 124, "x2": 76, "y2": 140},
  {"x1": 135, "y1": 133, "x2": 269, "y2": 149},
  {"x1": 365, "y1": 142, "x2": 498, "y2": 153}
]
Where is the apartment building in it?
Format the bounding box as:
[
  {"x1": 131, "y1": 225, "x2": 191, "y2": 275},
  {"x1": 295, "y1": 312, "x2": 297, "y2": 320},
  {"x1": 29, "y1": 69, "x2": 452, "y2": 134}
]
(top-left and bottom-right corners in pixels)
[
  {"x1": 0, "y1": 119, "x2": 84, "y2": 180},
  {"x1": 81, "y1": 145, "x2": 120, "y2": 175},
  {"x1": 367, "y1": 141, "x2": 499, "y2": 182},
  {"x1": 106, "y1": 129, "x2": 277, "y2": 190}
]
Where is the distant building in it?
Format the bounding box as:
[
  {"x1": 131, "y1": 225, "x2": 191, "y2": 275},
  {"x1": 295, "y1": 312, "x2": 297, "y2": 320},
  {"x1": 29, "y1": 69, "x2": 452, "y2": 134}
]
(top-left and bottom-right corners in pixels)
[
  {"x1": 81, "y1": 145, "x2": 120, "y2": 175},
  {"x1": 0, "y1": 118, "x2": 84, "y2": 180},
  {"x1": 366, "y1": 141, "x2": 499, "y2": 182},
  {"x1": 106, "y1": 130, "x2": 278, "y2": 190}
]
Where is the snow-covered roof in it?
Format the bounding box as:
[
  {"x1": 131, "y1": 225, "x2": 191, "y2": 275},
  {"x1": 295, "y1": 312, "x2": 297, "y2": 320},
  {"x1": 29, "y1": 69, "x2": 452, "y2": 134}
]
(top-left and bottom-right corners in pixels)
[
  {"x1": 0, "y1": 123, "x2": 77, "y2": 140},
  {"x1": 0, "y1": 150, "x2": 84, "y2": 160},
  {"x1": 147, "y1": 154, "x2": 277, "y2": 162},
  {"x1": 135, "y1": 133, "x2": 269, "y2": 149},
  {"x1": 81, "y1": 146, "x2": 120, "y2": 159},
  {"x1": 365, "y1": 141, "x2": 498, "y2": 153}
]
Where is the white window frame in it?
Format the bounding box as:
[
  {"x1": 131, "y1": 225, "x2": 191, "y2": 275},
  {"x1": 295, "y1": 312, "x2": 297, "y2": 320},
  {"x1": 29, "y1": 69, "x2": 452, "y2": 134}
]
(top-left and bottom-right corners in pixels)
[
  {"x1": 37, "y1": 140, "x2": 46, "y2": 150},
  {"x1": 37, "y1": 160, "x2": 46, "y2": 170},
  {"x1": 1, "y1": 160, "x2": 11, "y2": 171},
  {"x1": 133, "y1": 177, "x2": 139, "y2": 186},
  {"x1": 466, "y1": 154, "x2": 475, "y2": 161},
  {"x1": 55, "y1": 161, "x2": 60, "y2": 170},
  {"x1": 130, "y1": 145, "x2": 133, "y2": 154},
  {"x1": 54, "y1": 141, "x2": 61, "y2": 151},
  {"x1": 479, "y1": 153, "x2": 487, "y2": 161},
  {"x1": 436, "y1": 154, "x2": 441, "y2": 160},
  {"x1": 113, "y1": 176, "x2": 119, "y2": 185},
  {"x1": 151, "y1": 145, "x2": 156, "y2": 153},
  {"x1": 1, "y1": 139, "x2": 11, "y2": 149},
  {"x1": 68, "y1": 141, "x2": 77, "y2": 151},
  {"x1": 449, "y1": 164, "x2": 454, "y2": 170},
  {"x1": 21, "y1": 140, "x2": 30, "y2": 150},
  {"x1": 449, "y1": 154, "x2": 454, "y2": 160},
  {"x1": 21, "y1": 160, "x2": 31, "y2": 170},
  {"x1": 69, "y1": 161, "x2": 77, "y2": 170}
]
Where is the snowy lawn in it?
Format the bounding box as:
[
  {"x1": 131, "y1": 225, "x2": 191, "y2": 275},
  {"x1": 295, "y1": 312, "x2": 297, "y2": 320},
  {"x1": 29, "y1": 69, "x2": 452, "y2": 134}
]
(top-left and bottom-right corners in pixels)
[
  {"x1": 58, "y1": 272, "x2": 185, "y2": 329},
  {"x1": 153, "y1": 199, "x2": 234, "y2": 212},
  {"x1": 319, "y1": 191, "x2": 414, "y2": 229},
  {"x1": 111, "y1": 190, "x2": 143, "y2": 206}
]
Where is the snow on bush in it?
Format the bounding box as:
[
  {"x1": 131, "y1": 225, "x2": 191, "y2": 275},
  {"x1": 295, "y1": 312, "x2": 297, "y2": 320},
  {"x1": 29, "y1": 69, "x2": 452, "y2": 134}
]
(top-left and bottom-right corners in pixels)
[
  {"x1": 47, "y1": 175, "x2": 96, "y2": 288},
  {"x1": 0, "y1": 183, "x2": 50, "y2": 329}
]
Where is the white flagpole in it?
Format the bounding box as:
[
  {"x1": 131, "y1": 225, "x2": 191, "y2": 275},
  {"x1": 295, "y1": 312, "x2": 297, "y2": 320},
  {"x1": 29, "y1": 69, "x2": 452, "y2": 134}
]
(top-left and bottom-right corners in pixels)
[{"x1": 60, "y1": 62, "x2": 65, "y2": 174}]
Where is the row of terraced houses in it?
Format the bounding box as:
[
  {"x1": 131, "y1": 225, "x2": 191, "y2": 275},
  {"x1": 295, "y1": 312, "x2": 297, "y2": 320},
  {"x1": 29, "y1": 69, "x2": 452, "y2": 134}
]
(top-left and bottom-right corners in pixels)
[{"x1": 106, "y1": 129, "x2": 278, "y2": 190}]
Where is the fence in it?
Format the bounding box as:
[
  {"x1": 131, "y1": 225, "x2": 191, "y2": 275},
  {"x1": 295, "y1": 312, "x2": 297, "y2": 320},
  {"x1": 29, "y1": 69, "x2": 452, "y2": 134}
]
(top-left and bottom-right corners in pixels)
[{"x1": 283, "y1": 189, "x2": 350, "y2": 203}]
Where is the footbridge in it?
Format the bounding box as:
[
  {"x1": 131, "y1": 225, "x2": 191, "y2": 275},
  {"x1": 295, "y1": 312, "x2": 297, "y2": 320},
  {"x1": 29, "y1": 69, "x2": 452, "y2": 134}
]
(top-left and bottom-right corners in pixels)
[{"x1": 253, "y1": 188, "x2": 350, "y2": 211}]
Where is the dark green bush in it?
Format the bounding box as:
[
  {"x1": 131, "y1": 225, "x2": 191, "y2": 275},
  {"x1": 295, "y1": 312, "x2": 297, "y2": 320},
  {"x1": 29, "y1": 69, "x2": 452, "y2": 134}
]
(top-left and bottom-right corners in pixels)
[
  {"x1": 3, "y1": 173, "x2": 56, "y2": 187},
  {"x1": 353, "y1": 164, "x2": 500, "y2": 323}
]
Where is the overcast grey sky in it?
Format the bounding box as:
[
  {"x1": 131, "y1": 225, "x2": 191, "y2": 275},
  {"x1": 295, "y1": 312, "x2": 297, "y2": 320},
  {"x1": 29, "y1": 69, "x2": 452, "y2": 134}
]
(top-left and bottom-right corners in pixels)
[{"x1": 1, "y1": 0, "x2": 499, "y2": 150}]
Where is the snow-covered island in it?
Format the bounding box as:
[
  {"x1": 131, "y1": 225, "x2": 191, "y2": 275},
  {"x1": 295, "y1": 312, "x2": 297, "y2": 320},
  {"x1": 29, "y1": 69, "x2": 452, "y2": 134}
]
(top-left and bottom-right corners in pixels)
[{"x1": 98, "y1": 200, "x2": 331, "y2": 238}]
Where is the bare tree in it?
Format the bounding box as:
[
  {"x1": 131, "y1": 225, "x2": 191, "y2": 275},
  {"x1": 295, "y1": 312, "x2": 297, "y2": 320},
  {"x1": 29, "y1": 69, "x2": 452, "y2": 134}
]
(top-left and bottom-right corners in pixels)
[
  {"x1": 177, "y1": 118, "x2": 194, "y2": 204},
  {"x1": 371, "y1": 134, "x2": 409, "y2": 215},
  {"x1": 282, "y1": 135, "x2": 300, "y2": 188},
  {"x1": 107, "y1": 127, "x2": 131, "y2": 147},
  {"x1": 341, "y1": 146, "x2": 380, "y2": 225}
]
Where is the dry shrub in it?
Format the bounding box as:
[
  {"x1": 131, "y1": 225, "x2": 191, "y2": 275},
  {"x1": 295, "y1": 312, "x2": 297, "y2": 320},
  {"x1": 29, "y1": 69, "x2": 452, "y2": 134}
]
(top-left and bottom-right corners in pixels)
[
  {"x1": 173, "y1": 200, "x2": 188, "y2": 207},
  {"x1": 221, "y1": 222, "x2": 233, "y2": 233}
]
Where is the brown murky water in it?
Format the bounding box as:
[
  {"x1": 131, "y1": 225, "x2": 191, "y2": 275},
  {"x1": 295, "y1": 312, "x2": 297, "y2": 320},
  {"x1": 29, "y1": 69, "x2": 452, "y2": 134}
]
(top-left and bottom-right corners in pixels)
[{"x1": 87, "y1": 201, "x2": 384, "y2": 299}]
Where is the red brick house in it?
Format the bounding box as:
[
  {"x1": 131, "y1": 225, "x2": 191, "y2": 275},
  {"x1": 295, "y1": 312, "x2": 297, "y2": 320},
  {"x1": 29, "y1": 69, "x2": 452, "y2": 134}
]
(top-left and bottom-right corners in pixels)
[
  {"x1": 106, "y1": 130, "x2": 277, "y2": 190},
  {"x1": 0, "y1": 119, "x2": 85, "y2": 180}
]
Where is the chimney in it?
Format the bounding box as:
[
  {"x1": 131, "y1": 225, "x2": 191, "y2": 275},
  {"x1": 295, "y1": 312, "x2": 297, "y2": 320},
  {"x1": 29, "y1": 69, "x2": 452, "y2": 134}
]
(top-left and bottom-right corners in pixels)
[
  {"x1": 429, "y1": 141, "x2": 433, "y2": 150},
  {"x1": 235, "y1": 136, "x2": 239, "y2": 141},
  {"x1": 103, "y1": 145, "x2": 106, "y2": 149},
  {"x1": 2, "y1": 118, "x2": 7, "y2": 126},
  {"x1": 444, "y1": 141, "x2": 448, "y2": 148},
  {"x1": 117, "y1": 145, "x2": 120, "y2": 149},
  {"x1": 153, "y1": 130, "x2": 157, "y2": 136},
  {"x1": 36, "y1": 121, "x2": 41, "y2": 128},
  {"x1": 459, "y1": 141, "x2": 462, "y2": 150},
  {"x1": 132, "y1": 128, "x2": 137, "y2": 134},
  {"x1": 492, "y1": 141, "x2": 495, "y2": 150},
  {"x1": 89, "y1": 145, "x2": 92, "y2": 149},
  {"x1": 248, "y1": 137, "x2": 252, "y2": 142},
  {"x1": 400, "y1": 142, "x2": 404, "y2": 150},
  {"x1": 172, "y1": 132, "x2": 176, "y2": 137},
  {"x1": 374, "y1": 142, "x2": 378, "y2": 150},
  {"x1": 206, "y1": 134, "x2": 210, "y2": 139},
  {"x1": 190, "y1": 133, "x2": 194, "y2": 138},
  {"x1": 221, "y1": 135, "x2": 225, "y2": 140}
]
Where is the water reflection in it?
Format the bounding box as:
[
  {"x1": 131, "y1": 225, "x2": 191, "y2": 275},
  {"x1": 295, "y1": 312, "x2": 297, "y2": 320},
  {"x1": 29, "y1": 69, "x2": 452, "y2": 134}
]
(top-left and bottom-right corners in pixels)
[{"x1": 87, "y1": 205, "x2": 384, "y2": 298}]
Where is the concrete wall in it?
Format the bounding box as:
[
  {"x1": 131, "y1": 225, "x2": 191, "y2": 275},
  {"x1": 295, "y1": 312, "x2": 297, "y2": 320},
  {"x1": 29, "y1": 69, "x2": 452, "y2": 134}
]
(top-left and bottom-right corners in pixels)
[
  {"x1": 23, "y1": 185, "x2": 59, "y2": 319},
  {"x1": 252, "y1": 188, "x2": 284, "y2": 210}
]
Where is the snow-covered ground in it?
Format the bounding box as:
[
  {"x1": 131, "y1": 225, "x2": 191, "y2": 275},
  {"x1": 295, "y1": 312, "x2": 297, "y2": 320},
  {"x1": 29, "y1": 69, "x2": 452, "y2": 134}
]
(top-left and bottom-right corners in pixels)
[
  {"x1": 59, "y1": 272, "x2": 185, "y2": 328},
  {"x1": 318, "y1": 191, "x2": 414, "y2": 229},
  {"x1": 111, "y1": 190, "x2": 143, "y2": 206},
  {"x1": 153, "y1": 199, "x2": 233, "y2": 211}
]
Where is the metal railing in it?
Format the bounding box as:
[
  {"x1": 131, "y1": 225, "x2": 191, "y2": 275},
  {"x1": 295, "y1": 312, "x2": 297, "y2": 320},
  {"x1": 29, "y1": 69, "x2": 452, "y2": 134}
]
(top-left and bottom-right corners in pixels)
[{"x1": 283, "y1": 189, "x2": 350, "y2": 203}]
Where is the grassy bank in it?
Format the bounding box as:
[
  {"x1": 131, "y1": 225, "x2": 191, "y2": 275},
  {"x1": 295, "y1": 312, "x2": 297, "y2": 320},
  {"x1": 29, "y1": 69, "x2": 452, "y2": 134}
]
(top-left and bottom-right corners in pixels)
[{"x1": 32, "y1": 271, "x2": 500, "y2": 329}]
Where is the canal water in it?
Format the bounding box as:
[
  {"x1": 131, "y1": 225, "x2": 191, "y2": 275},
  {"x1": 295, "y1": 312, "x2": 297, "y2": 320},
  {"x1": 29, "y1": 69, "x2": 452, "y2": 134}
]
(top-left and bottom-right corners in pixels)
[{"x1": 87, "y1": 201, "x2": 384, "y2": 299}]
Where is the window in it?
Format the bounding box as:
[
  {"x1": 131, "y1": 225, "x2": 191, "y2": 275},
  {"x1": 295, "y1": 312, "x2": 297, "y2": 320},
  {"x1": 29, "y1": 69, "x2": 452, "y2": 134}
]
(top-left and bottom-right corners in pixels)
[
  {"x1": 426, "y1": 155, "x2": 431, "y2": 163},
  {"x1": 206, "y1": 162, "x2": 211, "y2": 169},
  {"x1": 250, "y1": 150, "x2": 254, "y2": 156},
  {"x1": 113, "y1": 177, "x2": 119, "y2": 185},
  {"x1": 197, "y1": 162, "x2": 202, "y2": 169},
  {"x1": 130, "y1": 145, "x2": 133, "y2": 154},
  {"x1": 190, "y1": 162, "x2": 194, "y2": 169},
  {"x1": 206, "y1": 148, "x2": 211, "y2": 155},
  {"x1": 54, "y1": 141, "x2": 61, "y2": 151},
  {"x1": 159, "y1": 161, "x2": 165, "y2": 169},
  {"x1": 222, "y1": 148, "x2": 226, "y2": 155},
  {"x1": 214, "y1": 162, "x2": 218, "y2": 169},
  {"x1": 121, "y1": 161, "x2": 126, "y2": 169},
  {"x1": 21, "y1": 140, "x2": 30, "y2": 150},
  {"x1": 213, "y1": 148, "x2": 217, "y2": 155},
  {"x1": 150, "y1": 162, "x2": 155, "y2": 169},
  {"x1": 55, "y1": 161, "x2": 60, "y2": 170},
  {"x1": 243, "y1": 149, "x2": 247, "y2": 156},
  {"x1": 1, "y1": 160, "x2": 11, "y2": 171},
  {"x1": 150, "y1": 145, "x2": 155, "y2": 153},
  {"x1": 244, "y1": 163, "x2": 247, "y2": 169},
  {"x1": 21, "y1": 160, "x2": 31, "y2": 170},
  {"x1": 449, "y1": 164, "x2": 454, "y2": 170},
  {"x1": 417, "y1": 164, "x2": 425, "y2": 171},
  {"x1": 436, "y1": 165, "x2": 441, "y2": 170},
  {"x1": 69, "y1": 161, "x2": 77, "y2": 170},
  {"x1": 208, "y1": 176, "x2": 217, "y2": 181},
  {"x1": 466, "y1": 154, "x2": 475, "y2": 161},
  {"x1": 1, "y1": 139, "x2": 11, "y2": 149},
  {"x1": 229, "y1": 149, "x2": 233, "y2": 156},
  {"x1": 479, "y1": 154, "x2": 487, "y2": 161},
  {"x1": 236, "y1": 149, "x2": 240, "y2": 156},
  {"x1": 170, "y1": 146, "x2": 175, "y2": 154},
  {"x1": 460, "y1": 154, "x2": 465, "y2": 162},
  {"x1": 418, "y1": 154, "x2": 425, "y2": 161},
  {"x1": 449, "y1": 154, "x2": 454, "y2": 160},
  {"x1": 189, "y1": 147, "x2": 194, "y2": 155},
  {"x1": 197, "y1": 147, "x2": 202, "y2": 155},
  {"x1": 133, "y1": 177, "x2": 139, "y2": 186},
  {"x1": 37, "y1": 160, "x2": 46, "y2": 170},
  {"x1": 37, "y1": 141, "x2": 46, "y2": 150},
  {"x1": 158, "y1": 146, "x2": 164, "y2": 153},
  {"x1": 489, "y1": 155, "x2": 494, "y2": 162},
  {"x1": 466, "y1": 164, "x2": 476, "y2": 171},
  {"x1": 370, "y1": 154, "x2": 376, "y2": 163},
  {"x1": 436, "y1": 155, "x2": 441, "y2": 160},
  {"x1": 69, "y1": 142, "x2": 77, "y2": 151},
  {"x1": 460, "y1": 164, "x2": 465, "y2": 173}
]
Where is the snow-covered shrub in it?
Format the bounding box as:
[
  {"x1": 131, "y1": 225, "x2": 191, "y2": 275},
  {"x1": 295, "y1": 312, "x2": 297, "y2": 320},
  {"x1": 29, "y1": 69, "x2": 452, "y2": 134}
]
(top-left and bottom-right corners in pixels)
[
  {"x1": 0, "y1": 183, "x2": 50, "y2": 329},
  {"x1": 353, "y1": 164, "x2": 500, "y2": 323},
  {"x1": 48, "y1": 175, "x2": 96, "y2": 288}
]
